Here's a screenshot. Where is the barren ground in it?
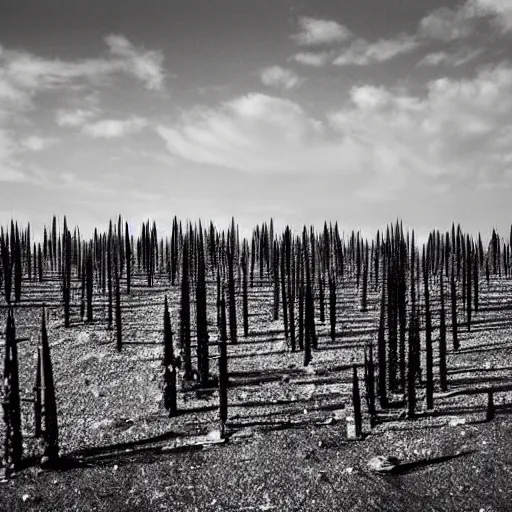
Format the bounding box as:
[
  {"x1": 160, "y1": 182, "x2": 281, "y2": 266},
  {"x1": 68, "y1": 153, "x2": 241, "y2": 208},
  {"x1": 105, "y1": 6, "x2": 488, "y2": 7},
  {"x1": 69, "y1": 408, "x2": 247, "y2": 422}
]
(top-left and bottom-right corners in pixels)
[{"x1": 1, "y1": 272, "x2": 512, "y2": 511}]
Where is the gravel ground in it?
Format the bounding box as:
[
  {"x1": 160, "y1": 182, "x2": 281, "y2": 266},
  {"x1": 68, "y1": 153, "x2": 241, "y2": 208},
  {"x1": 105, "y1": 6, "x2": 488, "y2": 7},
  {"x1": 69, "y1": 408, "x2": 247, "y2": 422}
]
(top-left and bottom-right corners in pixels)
[{"x1": 1, "y1": 273, "x2": 512, "y2": 510}]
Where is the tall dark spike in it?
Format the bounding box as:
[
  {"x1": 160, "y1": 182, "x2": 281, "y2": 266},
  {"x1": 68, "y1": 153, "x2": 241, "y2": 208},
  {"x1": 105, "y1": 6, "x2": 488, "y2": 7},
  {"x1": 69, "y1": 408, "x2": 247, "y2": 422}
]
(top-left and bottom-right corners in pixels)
[
  {"x1": 180, "y1": 237, "x2": 192, "y2": 379},
  {"x1": 40, "y1": 305, "x2": 59, "y2": 465},
  {"x1": 439, "y1": 270, "x2": 448, "y2": 392},
  {"x1": 352, "y1": 366, "x2": 362, "y2": 439},
  {"x1": 328, "y1": 271, "x2": 336, "y2": 341},
  {"x1": 163, "y1": 296, "x2": 177, "y2": 416},
  {"x1": 377, "y1": 257, "x2": 387, "y2": 408},
  {"x1": 218, "y1": 293, "x2": 229, "y2": 435},
  {"x1": 114, "y1": 259, "x2": 122, "y2": 352},
  {"x1": 423, "y1": 246, "x2": 434, "y2": 411},
  {"x1": 451, "y1": 252, "x2": 459, "y2": 351},
  {"x1": 34, "y1": 345, "x2": 42, "y2": 438},
  {"x1": 2, "y1": 308, "x2": 23, "y2": 472}
]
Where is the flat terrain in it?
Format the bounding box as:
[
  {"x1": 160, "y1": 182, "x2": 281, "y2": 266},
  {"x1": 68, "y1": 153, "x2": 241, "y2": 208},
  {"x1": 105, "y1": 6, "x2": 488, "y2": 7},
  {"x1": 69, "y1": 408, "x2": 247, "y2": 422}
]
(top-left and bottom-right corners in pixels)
[{"x1": 1, "y1": 271, "x2": 512, "y2": 511}]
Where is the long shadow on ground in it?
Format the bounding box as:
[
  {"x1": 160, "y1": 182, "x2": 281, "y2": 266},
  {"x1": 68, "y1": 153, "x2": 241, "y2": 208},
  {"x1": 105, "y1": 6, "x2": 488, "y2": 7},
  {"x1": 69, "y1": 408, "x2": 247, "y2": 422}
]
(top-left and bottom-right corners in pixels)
[{"x1": 383, "y1": 451, "x2": 475, "y2": 476}]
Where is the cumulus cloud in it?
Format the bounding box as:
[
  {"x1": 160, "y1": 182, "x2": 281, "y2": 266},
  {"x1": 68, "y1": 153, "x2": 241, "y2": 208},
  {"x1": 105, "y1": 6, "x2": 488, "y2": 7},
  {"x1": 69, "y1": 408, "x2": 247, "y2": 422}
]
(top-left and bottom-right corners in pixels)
[
  {"x1": 418, "y1": 0, "x2": 512, "y2": 42},
  {"x1": 20, "y1": 136, "x2": 60, "y2": 151},
  {"x1": 418, "y1": 5, "x2": 478, "y2": 42},
  {"x1": 82, "y1": 116, "x2": 148, "y2": 138},
  {"x1": 329, "y1": 62, "x2": 512, "y2": 190},
  {"x1": 156, "y1": 93, "x2": 365, "y2": 174},
  {"x1": 292, "y1": 17, "x2": 352, "y2": 46},
  {"x1": 260, "y1": 66, "x2": 301, "y2": 89},
  {"x1": 292, "y1": 52, "x2": 330, "y2": 67},
  {"x1": 55, "y1": 108, "x2": 98, "y2": 127},
  {"x1": 469, "y1": 0, "x2": 512, "y2": 31},
  {"x1": 0, "y1": 35, "x2": 165, "y2": 181},
  {"x1": 333, "y1": 35, "x2": 419, "y2": 66},
  {"x1": 156, "y1": 63, "x2": 512, "y2": 199}
]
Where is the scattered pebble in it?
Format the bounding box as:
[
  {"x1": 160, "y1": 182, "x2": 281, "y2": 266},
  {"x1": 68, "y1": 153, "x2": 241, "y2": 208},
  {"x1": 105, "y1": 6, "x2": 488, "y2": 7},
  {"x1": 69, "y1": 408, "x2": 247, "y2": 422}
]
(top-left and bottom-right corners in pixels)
[{"x1": 368, "y1": 456, "x2": 401, "y2": 473}]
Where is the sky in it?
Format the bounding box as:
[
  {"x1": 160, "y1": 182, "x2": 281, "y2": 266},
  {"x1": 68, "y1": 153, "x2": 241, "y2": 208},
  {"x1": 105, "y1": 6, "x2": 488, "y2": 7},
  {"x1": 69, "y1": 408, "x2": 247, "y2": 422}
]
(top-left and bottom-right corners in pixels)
[{"x1": 1, "y1": 0, "x2": 512, "y2": 240}]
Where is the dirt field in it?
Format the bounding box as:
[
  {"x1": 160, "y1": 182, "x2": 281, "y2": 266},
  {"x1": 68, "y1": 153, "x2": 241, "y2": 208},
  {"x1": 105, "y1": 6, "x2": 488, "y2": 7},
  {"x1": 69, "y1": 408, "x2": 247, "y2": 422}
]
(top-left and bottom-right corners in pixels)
[{"x1": 1, "y1": 270, "x2": 512, "y2": 511}]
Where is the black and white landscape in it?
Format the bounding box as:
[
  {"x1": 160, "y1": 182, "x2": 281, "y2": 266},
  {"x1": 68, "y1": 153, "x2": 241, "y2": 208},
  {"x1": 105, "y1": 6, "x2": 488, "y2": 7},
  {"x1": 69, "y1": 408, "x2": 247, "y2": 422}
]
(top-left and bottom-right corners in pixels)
[{"x1": 1, "y1": 1, "x2": 512, "y2": 510}]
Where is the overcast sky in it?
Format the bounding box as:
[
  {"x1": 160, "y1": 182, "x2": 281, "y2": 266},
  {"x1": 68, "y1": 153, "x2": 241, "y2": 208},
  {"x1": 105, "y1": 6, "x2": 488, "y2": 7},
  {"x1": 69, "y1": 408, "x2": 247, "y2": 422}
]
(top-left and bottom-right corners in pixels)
[{"x1": 1, "y1": 0, "x2": 512, "y2": 239}]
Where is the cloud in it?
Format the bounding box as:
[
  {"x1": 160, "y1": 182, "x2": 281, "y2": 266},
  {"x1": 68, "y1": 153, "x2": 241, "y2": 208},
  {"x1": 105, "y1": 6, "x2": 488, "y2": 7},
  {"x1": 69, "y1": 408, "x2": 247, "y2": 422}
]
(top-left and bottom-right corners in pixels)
[
  {"x1": 417, "y1": 48, "x2": 483, "y2": 67},
  {"x1": 104, "y1": 34, "x2": 165, "y2": 91},
  {"x1": 55, "y1": 108, "x2": 98, "y2": 127},
  {"x1": 292, "y1": 52, "x2": 330, "y2": 67},
  {"x1": 0, "y1": 35, "x2": 165, "y2": 97},
  {"x1": 156, "y1": 61, "x2": 512, "y2": 200},
  {"x1": 469, "y1": 0, "x2": 512, "y2": 31},
  {"x1": 333, "y1": 34, "x2": 419, "y2": 66},
  {"x1": 156, "y1": 93, "x2": 364, "y2": 174},
  {"x1": 292, "y1": 17, "x2": 352, "y2": 46},
  {"x1": 81, "y1": 116, "x2": 148, "y2": 138},
  {"x1": 326, "y1": 0, "x2": 511, "y2": 69},
  {"x1": 260, "y1": 66, "x2": 301, "y2": 89},
  {"x1": 0, "y1": 35, "x2": 164, "y2": 182},
  {"x1": 20, "y1": 136, "x2": 60, "y2": 151},
  {"x1": 418, "y1": 6, "x2": 478, "y2": 42},
  {"x1": 329, "y1": 62, "x2": 512, "y2": 192},
  {"x1": 418, "y1": 0, "x2": 512, "y2": 43}
]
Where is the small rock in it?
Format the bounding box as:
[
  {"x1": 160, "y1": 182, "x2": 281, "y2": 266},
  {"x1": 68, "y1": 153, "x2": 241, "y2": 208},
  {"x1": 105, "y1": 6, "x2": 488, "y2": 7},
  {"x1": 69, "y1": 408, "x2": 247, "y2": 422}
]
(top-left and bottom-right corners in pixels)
[
  {"x1": 304, "y1": 365, "x2": 316, "y2": 375},
  {"x1": 368, "y1": 456, "x2": 401, "y2": 473},
  {"x1": 231, "y1": 428, "x2": 254, "y2": 440},
  {"x1": 333, "y1": 409, "x2": 345, "y2": 421},
  {"x1": 113, "y1": 465, "x2": 118, "y2": 471},
  {"x1": 346, "y1": 416, "x2": 357, "y2": 440},
  {"x1": 345, "y1": 467, "x2": 354, "y2": 474},
  {"x1": 448, "y1": 417, "x2": 466, "y2": 427},
  {"x1": 207, "y1": 429, "x2": 222, "y2": 442},
  {"x1": 22, "y1": 494, "x2": 31, "y2": 502},
  {"x1": 317, "y1": 417, "x2": 334, "y2": 426}
]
